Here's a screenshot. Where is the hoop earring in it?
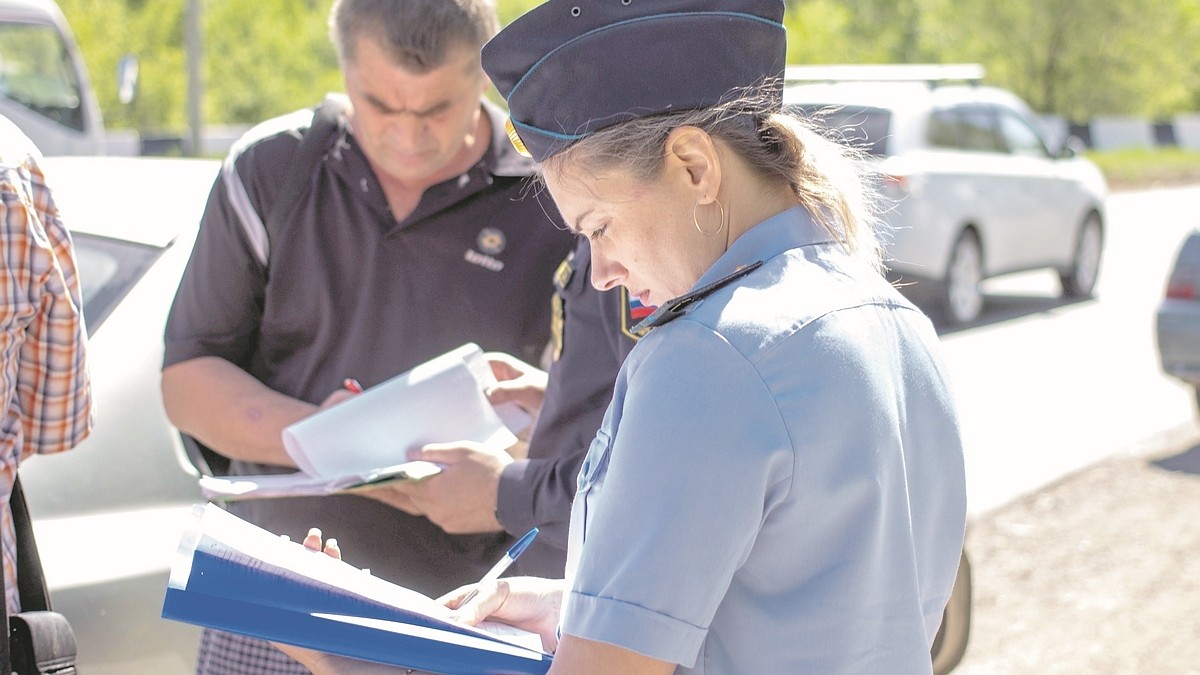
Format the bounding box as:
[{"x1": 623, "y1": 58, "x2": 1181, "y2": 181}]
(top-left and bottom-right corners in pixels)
[{"x1": 693, "y1": 198, "x2": 726, "y2": 237}]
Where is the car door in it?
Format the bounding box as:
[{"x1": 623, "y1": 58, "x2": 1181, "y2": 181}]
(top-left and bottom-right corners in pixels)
[
  {"x1": 939, "y1": 103, "x2": 1043, "y2": 276},
  {"x1": 992, "y1": 105, "x2": 1073, "y2": 270},
  {"x1": 895, "y1": 106, "x2": 993, "y2": 279}
]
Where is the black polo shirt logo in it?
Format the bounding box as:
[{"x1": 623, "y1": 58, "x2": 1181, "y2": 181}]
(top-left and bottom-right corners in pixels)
[
  {"x1": 465, "y1": 227, "x2": 508, "y2": 272},
  {"x1": 477, "y1": 227, "x2": 507, "y2": 255}
]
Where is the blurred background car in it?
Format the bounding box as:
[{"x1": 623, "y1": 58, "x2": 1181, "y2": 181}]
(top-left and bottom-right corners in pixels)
[
  {"x1": 0, "y1": 0, "x2": 108, "y2": 155},
  {"x1": 1156, "y1": 228, "x2": 1200, "y2": 416},
  {"x1": 784, "y1": 64, "x2": 1108, "y2": 325},
  {"x1": 18, "y1": 155, "x2": 215, "y2": 674}
]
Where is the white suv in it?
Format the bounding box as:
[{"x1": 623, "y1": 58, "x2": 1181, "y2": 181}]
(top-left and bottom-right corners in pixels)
[{"x1": 785, "y1": 65, "x2": 1108, "y2": 325}]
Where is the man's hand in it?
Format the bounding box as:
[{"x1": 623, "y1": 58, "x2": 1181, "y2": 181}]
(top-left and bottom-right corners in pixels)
[
  {"x1": 318, "y1": 387, "x2": 357, "y2": 409},
  {"x1": 367, "y1": 442, "x2": 513, "y2": 533},
  {"x1": 484, "y1": 352, "x2": 548, "y2": 416}
]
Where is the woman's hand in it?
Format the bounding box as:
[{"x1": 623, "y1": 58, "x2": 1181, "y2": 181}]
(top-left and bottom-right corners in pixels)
[
  {"x1": 441, "y1": 576, "x2": 566, "y2": 653},
  {"x1": 272, "y1": 529, "x2": 373, "y2": 674},
  {"x1": 282, "y1": 531, "x2": 424, "y2": 672},
  {"x1": 301, "y1": 527, "x2": 342, "y2": 557},
  {"x1": 286, "y1": 530, "x2": 564, "y2": 664}
]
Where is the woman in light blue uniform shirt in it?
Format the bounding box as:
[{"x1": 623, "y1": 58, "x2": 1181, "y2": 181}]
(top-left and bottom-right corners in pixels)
[{"x1": 286, "y1": 0, "x2": 967, "y2": 673}]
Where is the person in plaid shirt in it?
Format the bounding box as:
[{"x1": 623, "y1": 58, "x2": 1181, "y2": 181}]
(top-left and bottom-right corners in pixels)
[{"x1": 0, "y1": 114, "x2": 93, "y2": 615}]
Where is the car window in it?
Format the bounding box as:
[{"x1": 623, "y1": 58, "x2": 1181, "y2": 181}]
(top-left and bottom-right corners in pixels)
[
  {"x1": 926, "y1": 108, "x2": 964, "y2": 149},
  {"x1": 957, "y1": 107, "x2": 1003, "y2": 153},
  {"x1": 928, "y1": 106, "x2": 1003, "y2": 153},
  {"x1": 787, "y1": 104, "x2": 892, "y2": 156},
  {"x1": 72, "y1": 233, "x2": 165, "y2": 336},
  {"x1": 995, "y1": 107, "x2": 1050, "y2": 158},
  {"x1": 0, "y1": 20, "x2": 86, "y2": 131}
]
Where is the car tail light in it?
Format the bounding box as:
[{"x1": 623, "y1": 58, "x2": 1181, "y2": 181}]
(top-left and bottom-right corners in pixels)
[
  {"x1": 882, "y1": 173, "x2": 909, "y2": 191},
  {"x1": 1166, "y1": 276, "x2": 1198, "y2": 300},
  {"x1": 879, "y1": 173, "x2": 910, "y2": 200}
]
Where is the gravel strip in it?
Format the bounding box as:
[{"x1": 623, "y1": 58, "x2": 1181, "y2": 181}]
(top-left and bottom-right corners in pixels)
[{"x1": 953, "y1": 422, "x2": 1200, "y2": 674}]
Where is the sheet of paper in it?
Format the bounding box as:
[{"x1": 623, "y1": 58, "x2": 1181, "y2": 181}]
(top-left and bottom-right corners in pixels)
[
  {"x1": 169, "y1": 503, "x2": 450, "y2": 619},
  {"x1": 198, "y1": 461, "x2": 444, "y2": 501},
  {"x1": 282, "y1": 343, "x2": 516, "y2": 480}
]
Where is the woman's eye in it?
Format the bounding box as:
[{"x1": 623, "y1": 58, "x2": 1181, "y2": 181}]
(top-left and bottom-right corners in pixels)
[{"x1": 588, "y1": 224, "x2": 608, "y2": 241}]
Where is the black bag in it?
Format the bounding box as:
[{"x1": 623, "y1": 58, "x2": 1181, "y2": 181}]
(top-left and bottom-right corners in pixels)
[{"x1": 2, "y1": 477, "x2": 77, "y2": 675}]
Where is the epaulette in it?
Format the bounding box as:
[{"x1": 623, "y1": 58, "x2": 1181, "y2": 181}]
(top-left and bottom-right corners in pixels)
[{"x1": 632, "y1": 261, "x2": 764, "y2": 333}]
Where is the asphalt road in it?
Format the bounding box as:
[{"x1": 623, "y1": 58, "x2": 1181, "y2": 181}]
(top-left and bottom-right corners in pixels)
[
  {"x1": 933, "y1": 185, "x2": 1200, "y2": 517},
  {"x1": 924, "y1": 184, "x2": 1200, "y2": 674}
]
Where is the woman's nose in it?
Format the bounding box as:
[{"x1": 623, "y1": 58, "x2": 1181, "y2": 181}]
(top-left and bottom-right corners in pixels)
[{"x1": 589, "y1": 247, "x2": 623, "y2": 292}]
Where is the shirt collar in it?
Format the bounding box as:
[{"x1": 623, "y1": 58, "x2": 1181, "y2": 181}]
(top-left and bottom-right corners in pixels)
[
  {"x1": 634, "y1": 207, "x2": 837, "y2": 332},
  {"x1": 693, "y1": 205, "x2": 836, "y2": 289}
]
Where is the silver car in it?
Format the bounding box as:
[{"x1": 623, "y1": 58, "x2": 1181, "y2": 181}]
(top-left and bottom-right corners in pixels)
[
  {"x1": 18, "y1": 155, "x2": 215, "y2": 674},
  {"x1": 1156, "y1": 228, "x2": 1200, "y2": 415},
  {"x1": 785, "y1": 66, "x2": 1109, "y2": 325}
]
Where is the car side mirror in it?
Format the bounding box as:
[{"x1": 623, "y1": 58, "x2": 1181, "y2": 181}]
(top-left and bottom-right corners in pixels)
[
  {"x1": 1058, "y1": 135, "x2": 1087, "y2": 160},
  {"x1": 117, "y1": 54, "x2": 139, "y2": 105}
]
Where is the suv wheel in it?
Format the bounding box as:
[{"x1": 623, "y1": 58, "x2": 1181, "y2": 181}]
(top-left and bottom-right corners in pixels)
[
  {"x1": 931, "y1": 550, "x2": 972, "y2": 675},
  {"x1": 1059, "y1": 213, "x2": 1102, "y2": 298},
  {"x1": 942, "y1": 230, "x2": 984, "y2": 325}
]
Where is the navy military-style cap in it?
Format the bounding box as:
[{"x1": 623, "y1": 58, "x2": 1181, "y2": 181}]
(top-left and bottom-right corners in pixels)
[{"x1": 481, "y1": 0, "x2": 787, "y2": 163}]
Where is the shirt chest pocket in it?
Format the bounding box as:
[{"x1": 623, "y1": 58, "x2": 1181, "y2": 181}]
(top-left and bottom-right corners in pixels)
[
  {"x1": 577, "y1": 427, "x2": 613, "y2": 494},
  {"x1": 572, "y1": 427, "x2": 614, "y2": 551}
]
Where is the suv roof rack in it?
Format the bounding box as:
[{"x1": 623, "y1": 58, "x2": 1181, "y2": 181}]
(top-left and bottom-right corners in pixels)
[{"x1": 784, "y1": 64, "x2": 985, "y2": 87}]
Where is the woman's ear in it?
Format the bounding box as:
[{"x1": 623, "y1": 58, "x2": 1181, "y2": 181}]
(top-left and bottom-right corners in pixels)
[{"x1": 664, "y1": 127, "x2": 721, "y2": 203}]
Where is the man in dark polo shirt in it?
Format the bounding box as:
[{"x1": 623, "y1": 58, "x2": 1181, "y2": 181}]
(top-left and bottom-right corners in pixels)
[{"x1": 160, "y1": 1, "x2": 573, "y2": 672}]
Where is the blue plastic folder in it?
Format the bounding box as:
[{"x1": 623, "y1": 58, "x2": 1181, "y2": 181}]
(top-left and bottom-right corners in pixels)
[{"x1": 162, "y1": 504, "x2": 552, "y2": 675}]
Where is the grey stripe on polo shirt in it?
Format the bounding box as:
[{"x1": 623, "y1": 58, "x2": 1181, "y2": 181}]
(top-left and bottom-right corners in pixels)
[{"x1": 220, "y1": 107, "x2": 315, "y2": 267}]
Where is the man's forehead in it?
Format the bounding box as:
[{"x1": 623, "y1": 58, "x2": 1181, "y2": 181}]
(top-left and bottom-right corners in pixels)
[
  {"x1": 350, "y1": 33, "x2": 479, "y2": 76},
  {"x1": 346, "y1": 44, "x2": 480, "y2": 111}
]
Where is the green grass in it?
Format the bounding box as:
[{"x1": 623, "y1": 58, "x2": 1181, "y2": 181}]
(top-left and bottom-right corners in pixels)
[{"x1": 1085, "y1": 147, "x2": 1200, "y2": 190}]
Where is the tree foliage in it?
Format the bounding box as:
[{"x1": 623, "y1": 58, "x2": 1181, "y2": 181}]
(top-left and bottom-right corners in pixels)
[
  {"x1": 57, "y1": 0, "x2": 338, "y2": 133},
  {"x1": 203, "y1": 0, "x2": 342, "y2": 125},
  {"x1": 921, "y1": 0, "x2": 1200, "y2": 119},
  {"x1": 53, "y1": 0, "x2": 1200, "y2": 136}
]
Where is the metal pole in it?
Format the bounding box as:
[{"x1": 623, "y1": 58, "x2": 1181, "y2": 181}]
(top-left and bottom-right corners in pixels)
[{"x1": 186, "y1": 0, "x2": 203, "y2": 156}]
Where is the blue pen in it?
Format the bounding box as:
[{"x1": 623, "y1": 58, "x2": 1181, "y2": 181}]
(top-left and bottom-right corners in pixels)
[{"x1": 455, "y1": 527, "x2": 538, "y2": 609}]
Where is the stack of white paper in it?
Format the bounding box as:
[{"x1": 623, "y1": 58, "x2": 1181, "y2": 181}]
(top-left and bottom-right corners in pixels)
[{"x1": 200, "y1": 343, "x2": 526, "y2": 500}]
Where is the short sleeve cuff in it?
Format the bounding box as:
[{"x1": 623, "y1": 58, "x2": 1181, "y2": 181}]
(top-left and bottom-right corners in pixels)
[{"x1": 560, "y1": 591, "x2": 707, "y2": 667}]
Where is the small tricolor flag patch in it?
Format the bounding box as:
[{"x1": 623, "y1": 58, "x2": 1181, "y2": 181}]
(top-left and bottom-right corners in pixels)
[
  {"x1": 621, "y1": 289, "x2": 657, "y2": 340},
  {"x1": 628, "y1": 297, "x2": 655, "y2": 321}
]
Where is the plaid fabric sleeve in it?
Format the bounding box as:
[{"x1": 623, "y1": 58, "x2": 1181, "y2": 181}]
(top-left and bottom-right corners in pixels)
[
  {"x1": 0, "y1": 149, "x2": 94, "y2": 612},
  {"x1": 9, "y1": 154, "x2": 93, "y2": 459},
  {"x1": 0, "y1": 139, "x2": 93, "y2": 613}
]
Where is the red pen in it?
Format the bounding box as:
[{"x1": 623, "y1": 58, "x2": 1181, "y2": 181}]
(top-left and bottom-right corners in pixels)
[{"x1": 342, "y1": 378, "x2": 364, "y2": 394}]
